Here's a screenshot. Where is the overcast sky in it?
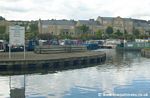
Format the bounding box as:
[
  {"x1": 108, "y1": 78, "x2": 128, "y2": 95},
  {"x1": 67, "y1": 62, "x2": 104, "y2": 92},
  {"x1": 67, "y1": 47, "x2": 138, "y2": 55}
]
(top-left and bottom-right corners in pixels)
[{"x1": 0, "y1": 0, "x2": 150, "y2": 21}]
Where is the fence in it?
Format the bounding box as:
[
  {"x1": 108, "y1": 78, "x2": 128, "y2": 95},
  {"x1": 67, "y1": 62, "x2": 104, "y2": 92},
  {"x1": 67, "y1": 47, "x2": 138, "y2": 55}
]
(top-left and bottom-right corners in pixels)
[{"x1": 34, "y1": 45, "x2": 87, "y2": 54}]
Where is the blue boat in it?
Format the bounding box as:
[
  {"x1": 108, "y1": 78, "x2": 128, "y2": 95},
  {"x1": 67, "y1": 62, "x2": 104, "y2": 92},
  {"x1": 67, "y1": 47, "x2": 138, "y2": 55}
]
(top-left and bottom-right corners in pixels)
[{"x1": 84, "y1": 40, "x2": 99, "y2": 50}]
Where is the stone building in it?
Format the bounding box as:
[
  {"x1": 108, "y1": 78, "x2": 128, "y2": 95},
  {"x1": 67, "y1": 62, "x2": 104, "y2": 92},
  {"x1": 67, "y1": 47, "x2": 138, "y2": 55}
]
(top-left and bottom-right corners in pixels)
[
  {"x1": 97, "y1": 16, "x2": 150, "y2": 35},
  {"x1": 38, "y1": 16, "x2": 150, "y2": 38},
  {"x1": 76, "y1": 19, "x2": 103, "y2": 35},
  {"x1": 38, "y1": 19, "x2": 76, "y2": 36},
  {"x1": 133, "y1": 19, "x2": 150, "y2": 34},
  {"x1": 124, "y1": 18, "x2": 134, "y2": 34},
  {"x1": 1, "y1": 16, "x2": 150, "y2": 39},
  {"x1": 97, "y1": 16, "x2": 113, "y2": 27}
]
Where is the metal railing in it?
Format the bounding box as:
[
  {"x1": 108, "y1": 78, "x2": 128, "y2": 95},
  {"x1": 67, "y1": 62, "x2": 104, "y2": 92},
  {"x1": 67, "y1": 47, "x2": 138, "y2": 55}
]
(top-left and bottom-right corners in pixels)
[{"x1": 34, "y1": 45, "x2": 87, "y2": 54}]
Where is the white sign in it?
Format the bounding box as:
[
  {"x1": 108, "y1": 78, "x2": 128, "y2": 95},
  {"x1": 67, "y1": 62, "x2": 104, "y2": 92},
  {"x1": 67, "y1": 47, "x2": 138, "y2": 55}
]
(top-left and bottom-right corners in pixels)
[{"x1": 9, "y1": 25, "x2": 25, "y2": 46}]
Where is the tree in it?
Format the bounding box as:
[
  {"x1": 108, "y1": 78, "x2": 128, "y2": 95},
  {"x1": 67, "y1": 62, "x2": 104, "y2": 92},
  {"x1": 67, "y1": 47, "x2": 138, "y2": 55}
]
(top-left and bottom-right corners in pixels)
[
  {"x1": 105, "y1": 26, "x2": 113, "y2": 35},
  {"x1": 124, "y1": 29, "x2": 128, "y2": 39},
  {"x1": 0, "y1": 26, "x2": 7, "y2": 40},
  {"x1": 133, "y1": 28, "x2": 140, "y2": 39},
  {"x1": 0, "y1": 26, "x2": 6, "y2": 34},
  {"x1": 58, "y1": 34, "x2": 73, "y2": 39},
  {"x1": 79, "y1": 34, "x2": 90, "y2": 40},
  {"x1": 114, "y1": 29, "x2": 123, "y2": 38},
  {"x1": 77, "y1": 24, "x2": 89, "y2": 34},
  {"x1": 38, "y1": 33, "x2": 54, "y2": 40},
  {"x1": 26, "y1": 32, "x2": 36, "y2": 40},
  {"x1": 96, "y1": 29, "x2": 103, "y2": 39},
  {"x1": 126, "y1": 34, "x2": 135, "y2": 41},
  {"x1": 0, "y1": 16, "x2": 5, "y2": 20},
  {"x1": 25, "y1": 23, "x2": 39, "y2": 40},
  {"x1": 30, "y1": 24, "x2": 38, "y2": 32}
]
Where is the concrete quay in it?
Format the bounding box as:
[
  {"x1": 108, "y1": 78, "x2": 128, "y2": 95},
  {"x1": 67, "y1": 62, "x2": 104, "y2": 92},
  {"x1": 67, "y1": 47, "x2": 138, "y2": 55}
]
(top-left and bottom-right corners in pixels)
[
  {"x1": 0, "y1": 51, "x2": 106, "y2": 71},
  {"x1": 141, "y1": 49, "x2": 150, "y2": 58}
]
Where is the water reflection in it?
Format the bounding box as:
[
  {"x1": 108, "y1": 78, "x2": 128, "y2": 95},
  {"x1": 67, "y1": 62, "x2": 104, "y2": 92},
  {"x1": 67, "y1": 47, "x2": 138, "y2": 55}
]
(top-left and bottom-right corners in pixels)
[
  {"x1": 0, "y1": 49, "x2": 150, "y2": 98},
  {"x1": 9, "y1": 76, "x2": 25, "y2": 98}
]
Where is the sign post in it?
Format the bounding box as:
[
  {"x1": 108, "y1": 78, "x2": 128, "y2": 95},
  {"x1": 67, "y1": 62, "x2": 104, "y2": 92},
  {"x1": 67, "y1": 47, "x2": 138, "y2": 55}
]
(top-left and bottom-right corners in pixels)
[{"x1": 9, "y1": 25, "x2": 25, "y2": 59}]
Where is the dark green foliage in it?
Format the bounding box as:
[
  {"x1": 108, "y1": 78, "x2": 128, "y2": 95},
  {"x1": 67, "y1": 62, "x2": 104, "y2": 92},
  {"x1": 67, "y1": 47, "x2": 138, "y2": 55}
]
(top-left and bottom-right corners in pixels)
[
  {"x1": 133, "y1": 28, "x2": 140, "y2": 38},
  {"x1": 0, "y1": 26, "x2": 6, "y2": 34},
  {"x1": 30, "y1": 23, "x2": 38, "y2": 33},
  {"x1": 96, "y1": 29, "x2": 103, "y2": 39},
  {"x1": 105, "y1": 26, "x2": 113, "y2": 35},
  {"x1": 0, "y1": 26, "x2": 7, "y2": 40},
  {"x1": 38, "y1": 33, "x2": 54, "y2": 40},
  {"x1": 114, "y1": 29, "x2": 123, "y2": 38},
  {"x1": 26, "y1": 23, "x2": 39, "y2": 40},
  {"x1": 77, "y1": 24, "x2": 89, "y2": 34},
  {"x1": 0, "y1": 16, "x2": 5, "y2": 20},
  {"x1": 58, "y1": 34, "x2": 73, "y2": 39}
]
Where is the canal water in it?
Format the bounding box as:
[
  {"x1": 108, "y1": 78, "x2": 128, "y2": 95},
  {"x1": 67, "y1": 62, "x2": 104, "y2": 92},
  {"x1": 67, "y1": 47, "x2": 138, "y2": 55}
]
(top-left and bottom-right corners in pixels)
[{"x1": 0, "y1": 49, "x2": 150, "y2": 98}]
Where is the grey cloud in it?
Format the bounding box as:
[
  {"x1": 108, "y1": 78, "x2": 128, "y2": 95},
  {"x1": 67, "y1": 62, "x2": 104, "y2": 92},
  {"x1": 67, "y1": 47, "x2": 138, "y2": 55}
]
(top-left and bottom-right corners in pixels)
[
  {"x1": 1, "y1": 0, "x2": 150, "y2": 20},
  {"x1": 0, "y1": 0, "x2": 20, "y2": 2},
  {"x1": 1, "y1": 6, "x2": 31, "y2": 13}
]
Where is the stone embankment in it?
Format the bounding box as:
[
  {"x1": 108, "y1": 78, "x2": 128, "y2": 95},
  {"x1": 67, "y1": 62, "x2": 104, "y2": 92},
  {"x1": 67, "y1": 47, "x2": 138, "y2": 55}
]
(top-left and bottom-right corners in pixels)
[
  {"x1": 0, "y1": 51, "x2": 106, "y2": 71},
  {"x1": 141, "y1": 49, "x2": 150, "y2": 58}
]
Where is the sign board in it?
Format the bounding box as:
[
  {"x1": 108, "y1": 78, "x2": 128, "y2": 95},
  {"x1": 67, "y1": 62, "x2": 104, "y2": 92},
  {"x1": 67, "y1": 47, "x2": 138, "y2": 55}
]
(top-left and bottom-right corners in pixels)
[{"x1": 9, "y1": 25, "x2": 25, "y2": 46}]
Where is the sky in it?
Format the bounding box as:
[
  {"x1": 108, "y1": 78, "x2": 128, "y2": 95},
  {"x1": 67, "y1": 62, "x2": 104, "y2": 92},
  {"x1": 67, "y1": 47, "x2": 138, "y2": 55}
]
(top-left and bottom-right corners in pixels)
[{"x1": 0, "y1": 0, "x2": 150, "y2": 21}]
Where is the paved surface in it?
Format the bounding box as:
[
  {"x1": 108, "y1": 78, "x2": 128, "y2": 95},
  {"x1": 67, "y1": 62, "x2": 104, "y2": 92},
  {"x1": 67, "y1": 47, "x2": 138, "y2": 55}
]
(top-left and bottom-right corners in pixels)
[{"x1": 0, "y1": 51, "x2": 105, "y2": 61}]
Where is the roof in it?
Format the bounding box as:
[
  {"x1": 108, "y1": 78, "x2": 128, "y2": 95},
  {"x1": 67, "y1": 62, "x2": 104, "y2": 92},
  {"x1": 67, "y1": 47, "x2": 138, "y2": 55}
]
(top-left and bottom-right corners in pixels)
[
  {"x1": 41, "y1": 20, "x2": 76, "y2": 26},
  {"x1": 78, "y1": 20, "x2": 100, "y2": 25},
  {"x1": 101, "y1": 17, "x2": 114, "y2": 21}
]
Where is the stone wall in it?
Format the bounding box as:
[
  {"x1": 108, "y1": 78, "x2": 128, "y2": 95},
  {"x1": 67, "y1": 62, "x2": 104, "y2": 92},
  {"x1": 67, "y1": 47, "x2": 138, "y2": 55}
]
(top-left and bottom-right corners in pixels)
[{"x1": 141, "y1": 49, "x2": 150, "y2": 58}]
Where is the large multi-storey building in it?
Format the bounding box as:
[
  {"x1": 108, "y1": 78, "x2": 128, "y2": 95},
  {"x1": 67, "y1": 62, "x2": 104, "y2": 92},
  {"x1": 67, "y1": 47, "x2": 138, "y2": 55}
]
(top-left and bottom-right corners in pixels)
[
  {"x1": 38, "y1": 19, "x2": 76, "y2": 36},
  {"x1": 1, "y1": 16, "x2": 150, "y2": 38},
  {"x1": 38, "y1": 16, "x2": 150, "y2": 37},
  {"x1": 97, "y1": 16, "x2": 150, "y2": 34},
  {"x1": 75, "y1": 19, "x2": 103, "y2": 36}
]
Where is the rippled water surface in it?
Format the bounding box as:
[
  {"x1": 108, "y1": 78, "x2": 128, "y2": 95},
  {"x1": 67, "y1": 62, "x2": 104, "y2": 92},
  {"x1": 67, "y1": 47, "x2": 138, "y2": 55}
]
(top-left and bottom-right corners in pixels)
[{"x1": 0, "y1": 49, "x2": 150, "y2": 98}]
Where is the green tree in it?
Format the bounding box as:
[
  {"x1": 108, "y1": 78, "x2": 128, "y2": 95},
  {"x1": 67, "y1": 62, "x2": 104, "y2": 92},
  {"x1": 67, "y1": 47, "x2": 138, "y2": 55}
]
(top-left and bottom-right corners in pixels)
[
  {"x1": 77, "y1": 24, "x2": 89, "y2": 34},
  {"x1": 25, "y1": 23, "x2": 39, "y2": 40},
  {"x1": 126, "y1": 34, "x2": 135, "y2": 41},
  {"x1": 96, "y1": 29, "x2": 103, "y2": 39},
  {"x1": 105, "y1": 26, "x2": 113, "y2": 35},
  {"x1": 30, "y1": 24, "x2": 38, "y2": 33},
  {"x1": 124, "y1": 29, "x2": 128, "y2": 39},
  {"x1": 139, "y1": 34, "x2": 149, "y2": 39},
  {"x1": 0, "y1": 16, "x2": 5, "y2": 20},
  {"x1": 3, "y1": 33, "x2": 9, "y2": 41},
  {"x1": 58, "y1": 34, "x2": 73, "y2": 39},
  {"x1": 114, "y1": 29, "x2": 123, "y2": 38},
  {"x1": 0, "y1": 26, "x2": 6, "y2": 34},
  {"x1": 25, "y1": 32, "x2": 37, "y2": 40},
  {"x1": 0, "y1": 26, "x2": 6, "y2": 40},
  {"x1": 38, "y1": 33, "x2": 54, "y2": 40},
  {"x1": 133, "y1": 28, "x2": 140, "y2": 39},
  {"x1": 79, "y1": 34, "x2": 89, "y2": 40}
]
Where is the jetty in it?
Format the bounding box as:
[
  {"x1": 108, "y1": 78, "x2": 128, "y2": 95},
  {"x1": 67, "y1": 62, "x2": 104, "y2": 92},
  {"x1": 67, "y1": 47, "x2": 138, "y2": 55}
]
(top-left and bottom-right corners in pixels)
[
  {"x1": 116, "y1": 42, "x2": 150, "y2": 51},
  {"x1": 0, "y1": 51, "x2": 106, "y2": 71},
  {"x1": 141, "y1": 48, "x2": 150, "y2": 58}
]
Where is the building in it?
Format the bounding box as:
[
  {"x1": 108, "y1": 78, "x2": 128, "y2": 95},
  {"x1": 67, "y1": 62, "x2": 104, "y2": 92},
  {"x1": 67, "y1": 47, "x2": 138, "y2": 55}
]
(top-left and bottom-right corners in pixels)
[
  {"x1": 97, "y1": 16, "x2": 150, "y2": 35},
  {"x1": 38, "y1": 19, "x2": 76, "y2": 36},
  {"x1": 1, "y1": 16, "x2": 150, "y2": 39},
  {"x1": 39, "y1": 16, "x2": 150, "y2": 38},
  {"x1": 76, "y1": 19, "x2": 103, "y2": 36}
]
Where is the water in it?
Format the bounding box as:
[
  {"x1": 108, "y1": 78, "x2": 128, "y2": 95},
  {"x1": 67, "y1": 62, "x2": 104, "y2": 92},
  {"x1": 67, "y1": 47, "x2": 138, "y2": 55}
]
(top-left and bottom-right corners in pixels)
[{"x1": 0, "y1": 49, "x2": 150, "y2": 98}]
